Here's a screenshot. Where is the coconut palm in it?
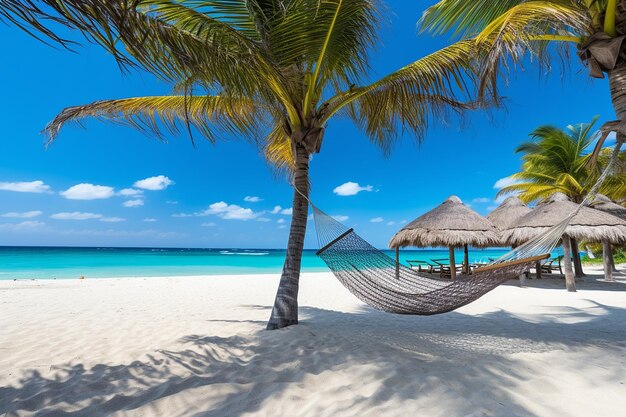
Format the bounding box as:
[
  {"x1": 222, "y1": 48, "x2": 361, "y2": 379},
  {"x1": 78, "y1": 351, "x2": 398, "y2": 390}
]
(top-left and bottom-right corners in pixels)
[
  {"x1": 499, "y1": 119, "x2": 603, "y2": 204},
  {"x1": 1, "y1": 1, "x2": 490, "y2": 329},
  {"x1": 419, "y1": 0, "x2": 626, "y2": 152}
]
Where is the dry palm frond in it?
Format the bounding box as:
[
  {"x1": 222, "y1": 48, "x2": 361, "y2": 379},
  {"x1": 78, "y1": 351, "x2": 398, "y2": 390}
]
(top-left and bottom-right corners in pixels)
[{"x1": 44, "y1": 95, "x2": 264, "y2": 144}]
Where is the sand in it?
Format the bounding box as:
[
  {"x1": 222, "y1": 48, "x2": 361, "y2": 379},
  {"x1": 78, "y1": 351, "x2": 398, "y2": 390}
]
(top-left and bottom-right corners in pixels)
[{"x1": 1, "y1": 266, "x2": 625, "y2": 417}]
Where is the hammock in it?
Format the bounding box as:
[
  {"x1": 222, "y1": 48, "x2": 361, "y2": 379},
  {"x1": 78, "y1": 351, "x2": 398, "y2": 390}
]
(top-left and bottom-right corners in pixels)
[{"x1": 306, "y1": 139, "x2": 624, "y2": 315}]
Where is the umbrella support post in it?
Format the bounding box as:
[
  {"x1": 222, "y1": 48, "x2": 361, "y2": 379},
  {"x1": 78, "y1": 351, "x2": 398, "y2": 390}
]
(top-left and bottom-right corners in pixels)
[
  {"x1": 395, "y1": 247, "x2": 400, "y2": 280},
  {"x1": 535, "y1": 261, "x2": 542, "y2": 279},
  {"x1": 562, "y1": 236, "x2": 576, "y2": 292},
  {"x1": 603, "y1": 240, "x2": 614, "y2": 282},
  {"x1": 449, "y1": 246, "x2": 456, "y2": 280},
  {"x1": 463, "y1": 244, "x2": 469, "y2": 274},
  {"x1": 571, "y1": 238, "x2": 585, "y2": 278}
]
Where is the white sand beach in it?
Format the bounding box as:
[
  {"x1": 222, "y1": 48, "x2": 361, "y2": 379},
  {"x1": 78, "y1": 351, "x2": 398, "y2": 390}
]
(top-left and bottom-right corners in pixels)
[{"x1": 1, "y1": 267, "x2": 625, "y2": 417}]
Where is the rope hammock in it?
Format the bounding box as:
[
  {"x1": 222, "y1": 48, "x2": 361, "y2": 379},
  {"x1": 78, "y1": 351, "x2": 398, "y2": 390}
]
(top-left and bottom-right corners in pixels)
[{"x1": 304, "y1": 140, "x2": 624, "y2": 315}]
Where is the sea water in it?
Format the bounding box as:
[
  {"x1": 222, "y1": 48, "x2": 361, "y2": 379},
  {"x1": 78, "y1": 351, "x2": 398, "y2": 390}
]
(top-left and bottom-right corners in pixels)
[{"x1": 0, "y1": 246, "x2": 512, "y2": 280}]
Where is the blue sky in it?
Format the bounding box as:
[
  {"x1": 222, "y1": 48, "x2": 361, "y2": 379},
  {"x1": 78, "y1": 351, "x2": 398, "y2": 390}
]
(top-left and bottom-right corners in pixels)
[{"x1": 0, "y1": 1, "x2": 616, "y2": 249}]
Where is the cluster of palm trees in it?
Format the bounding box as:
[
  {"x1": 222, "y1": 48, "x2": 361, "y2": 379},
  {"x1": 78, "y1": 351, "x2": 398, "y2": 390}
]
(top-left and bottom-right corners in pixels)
[{"x1": 2, "y1": 1, "x2": 626, "y2": 328}]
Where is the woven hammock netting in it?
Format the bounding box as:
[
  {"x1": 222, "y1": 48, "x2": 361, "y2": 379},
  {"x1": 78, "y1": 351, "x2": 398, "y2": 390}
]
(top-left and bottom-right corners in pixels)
[{"x1": 308, "y1": 140, "x2": 624, "y2": 315}]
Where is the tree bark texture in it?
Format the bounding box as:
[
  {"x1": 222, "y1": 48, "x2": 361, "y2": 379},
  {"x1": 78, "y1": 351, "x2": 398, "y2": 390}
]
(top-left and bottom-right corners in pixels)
[{"x1": 267, "y1": 143, "x2": 310, "y2": 330}]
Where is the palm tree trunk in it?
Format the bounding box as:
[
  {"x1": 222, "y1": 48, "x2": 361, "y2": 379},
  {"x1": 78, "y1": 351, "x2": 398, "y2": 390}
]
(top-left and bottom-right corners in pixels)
[
  {"x1": 609, "y1": 64, "x2": 626, "y2": 123},
  {"x1": 562, "y1": 236, "x2": 576, "y2": 292},
  {"x1": 267, "y1": 143, "x2": 310, "y2": 330}
]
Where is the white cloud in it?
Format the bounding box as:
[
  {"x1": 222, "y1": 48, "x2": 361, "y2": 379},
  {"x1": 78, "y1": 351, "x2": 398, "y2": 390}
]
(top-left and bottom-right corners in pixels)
[
  {"x1": 172, "y1": 213, "x2": 193, "y2": 218},
  {"x1": 119, "y1": 188, "x2": 143, "y2": 197},
  {"x1": 308, "y1": 214, "x2": 314, "y2": 221},
  {"x1": 280, "y1": 208, "x2": 293, "y2": 215},
  {"x1": 0, "y1": 180, "x2": 50, "y2": 193},
  {"x1": 134, "y1": 175, "x2": 174, "y2": 191},
  {"x1": 144, "y1": 218, "x2": 157, "y2": 222},
  {"x1": 51, "y1": 212, "x2": 102, "y2": 220},
  {"x1": 271, "y1": 205, "x2": 282, "y2": 214},
  {"x1": 471, "y1": 197, "x2": 491, "y2": 203},
  {"x1": 100, "y1": 217, "x2": 126, "y2": 223},
  {"x1": 244, "y1": 196, "x2": 263, "y2": 203},
  {"x1": 1, "y1": 211, "x2": 43, "y2": 218},
  {"x1": 494, "y1": 176, "x2": 517, "y2": 190},
  {"x1": 200, "y1": 201, "x2": 258, "y2": 220},
  {"x1": 0, "y1": 220, "x2": 45, "y2": 230},
  {"x1": 333, "y1": 181, "x2": 373, "y2": 196},
  {"x1": 60, "y1": 183, "x2": 114, "y2": 200},
  {"x1": 202, "y1": 222, "x2": 217, "y2": 227},
  {"x1": 278, "y1": 225, "x2": 287, "y2": 229},
  {"x1": 166, "y1": 200, "x2": 179, "y2": 205},
  {"x1": 277, "y1": 218, "x2": 286, "y2": 224},
  {"x1": 333, "y1": 215, "x2": 349, "y2": 222},
  {"x1": 123, "y1": 199, "x2": 144, "y2": 208},
  {"x1": 387, "y1": 221, "x2": 396, "y2": 226},
  {"x1": 256, "y1": 217, "x2": 272, "y2": 222},
  {"x1": 487, "y1": 206, "x2": 498, "y2": 211},
  {"x1": 369, "y1": 217, "x2": 384, "y2": 223}
]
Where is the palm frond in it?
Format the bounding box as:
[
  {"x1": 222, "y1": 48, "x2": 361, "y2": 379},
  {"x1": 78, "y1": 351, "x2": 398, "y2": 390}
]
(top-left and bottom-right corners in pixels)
[
  {"x1": 45, "y1": 95, "x2": 265, "y2": 144},
  {"x1": 473, "y1": 1, "x2": 590, "y2": 94},
  {"x1": 419, "y1": 0, "x2": 527, "y2": 38},
  {"x1": 262, "y1": 123, "x2": 295, "y2": 177},
  {"x1": 322, "y1": 40, "x2": 491, "y2": 150}
]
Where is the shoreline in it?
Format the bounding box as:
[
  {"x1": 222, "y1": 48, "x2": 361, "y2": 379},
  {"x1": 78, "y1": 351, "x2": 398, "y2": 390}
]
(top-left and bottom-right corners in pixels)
[{"x1": 2, "y1": 261, "x2": 622, "y2": 282}]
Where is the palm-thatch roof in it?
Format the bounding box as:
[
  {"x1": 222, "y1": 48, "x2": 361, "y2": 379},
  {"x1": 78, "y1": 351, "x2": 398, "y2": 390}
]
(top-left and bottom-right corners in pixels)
[
  {"x1": 389, "y1": 196, "x2": 500, "y2": 248},
  {"x1": 502, "y1": 193, "x2": 626, "y2": 246},
  {"x1": 486, "y1": 196, "x2": 533, "y2": 230},
  {"x1": 589, "y1": 194, "x2": 626, "y2": 221}
]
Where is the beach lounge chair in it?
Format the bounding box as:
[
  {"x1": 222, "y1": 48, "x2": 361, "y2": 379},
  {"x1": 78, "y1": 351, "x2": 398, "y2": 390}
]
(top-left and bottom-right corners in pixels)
[
  {"x1": 541, "y1": 256, "x2": 563, "y2": 274},
  {"x1": 406, "y1": 260, "x2": 440, "y2": 273},
  {"x1": 432, "y1": 258, "x2": 463, "y2": 278}
]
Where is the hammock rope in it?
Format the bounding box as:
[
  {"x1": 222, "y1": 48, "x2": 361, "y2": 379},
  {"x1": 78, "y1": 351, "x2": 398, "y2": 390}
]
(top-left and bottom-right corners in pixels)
[{"x1": 297, "y1": 139, "x2": 624, "y2": 315}]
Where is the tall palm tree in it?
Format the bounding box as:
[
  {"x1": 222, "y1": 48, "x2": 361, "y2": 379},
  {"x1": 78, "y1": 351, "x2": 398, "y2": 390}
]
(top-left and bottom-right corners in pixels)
[
  {"x1": 1, "y1": 1, "x2": 490, "y2": 329},
  {"x1": 419, "y1": 0, "x2": 626, "y2": 152},
  {"x1": 499, "y1": 119, "x2": 601, "y2": 204}
]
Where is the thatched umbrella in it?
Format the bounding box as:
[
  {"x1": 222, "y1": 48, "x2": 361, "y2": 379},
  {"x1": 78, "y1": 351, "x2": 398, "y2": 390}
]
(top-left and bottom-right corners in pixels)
[
  {"x1": 502, "y1": 193, "x2": 626, "y2": 290},
  {"x1": 487, "y1": 196, "x2": 533, "y2": 232},
  {"x1": 590, "y1": 194, "x2": 626, "y2": 219},
  {"x1": 487, "y1": 196, "x2": 535, "y2": 281},
  {"x1": 389, "y1": 196, "x2": 500, "y2": 279},
  {"x1": 589, "y1": 194, "x2": 626, "y2": 278}
]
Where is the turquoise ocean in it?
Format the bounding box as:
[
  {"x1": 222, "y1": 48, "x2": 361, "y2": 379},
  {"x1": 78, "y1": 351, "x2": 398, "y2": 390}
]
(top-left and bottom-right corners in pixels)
[{"x1": 0, "y1": 246, "x2": 513, "y2": 280}]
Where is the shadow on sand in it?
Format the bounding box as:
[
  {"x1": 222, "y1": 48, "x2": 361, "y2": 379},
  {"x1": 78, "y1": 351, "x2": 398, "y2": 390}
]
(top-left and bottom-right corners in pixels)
[{"x1": 1, "y1": 302, "x2": 625, "y2": 417}]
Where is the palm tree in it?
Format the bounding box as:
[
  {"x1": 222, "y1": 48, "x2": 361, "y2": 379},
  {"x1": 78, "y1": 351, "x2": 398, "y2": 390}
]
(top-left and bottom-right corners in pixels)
[
  {"x1": 499, "y1": 118, "x2": 626, "y2": 277},
  {"x1": 499, "y1": 119, "x2": 601, "y2": 204},
  {"x1": 1, "y1": 1, "x2": 490, "y2": 329},
  {"x1": 419, "y1": 0, "x2": 626, "y2": 153}
]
